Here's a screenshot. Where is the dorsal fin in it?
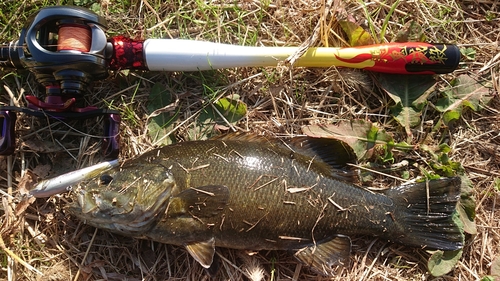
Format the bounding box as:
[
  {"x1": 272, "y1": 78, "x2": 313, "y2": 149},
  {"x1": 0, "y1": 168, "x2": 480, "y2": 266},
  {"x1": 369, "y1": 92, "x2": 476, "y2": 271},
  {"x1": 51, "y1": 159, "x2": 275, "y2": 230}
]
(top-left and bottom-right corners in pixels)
[
  {"x1": 212, "y1": 133, "x2": 359, "y2": 181},
  {"x1": 287, "y1": 137, "x2": 358, "y2": 169},
  {"x1": 286, "y1": 137, "x2": 358, "y2": 182},
  {"x1": 213, "y1": 132, "x2": 359, "y2": 167},
  {"x1": 210, "y1": 132, "x2": 272, "y2": 143}
]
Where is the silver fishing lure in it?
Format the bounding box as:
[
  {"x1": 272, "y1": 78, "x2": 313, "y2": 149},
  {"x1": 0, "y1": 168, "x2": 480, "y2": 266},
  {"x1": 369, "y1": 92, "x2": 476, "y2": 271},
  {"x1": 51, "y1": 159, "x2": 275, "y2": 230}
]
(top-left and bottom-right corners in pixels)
[{"x1": 29, "y1": 160, "x2": 120, "y2": 198}]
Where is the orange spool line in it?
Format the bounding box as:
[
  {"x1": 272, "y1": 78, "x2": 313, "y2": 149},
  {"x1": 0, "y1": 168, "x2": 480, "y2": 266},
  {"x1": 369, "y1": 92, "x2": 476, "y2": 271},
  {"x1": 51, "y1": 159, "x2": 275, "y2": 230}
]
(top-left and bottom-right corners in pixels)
[{"x1": 57, "y1": 25, "x2": 91, "y2": 52}]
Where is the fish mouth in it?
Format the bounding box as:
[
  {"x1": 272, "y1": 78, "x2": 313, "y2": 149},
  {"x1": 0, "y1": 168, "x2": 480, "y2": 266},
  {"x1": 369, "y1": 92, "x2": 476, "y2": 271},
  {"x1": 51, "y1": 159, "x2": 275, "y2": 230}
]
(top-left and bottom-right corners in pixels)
[{"x1": 69, "y1": 167, "x2": 177, "y2": 236}]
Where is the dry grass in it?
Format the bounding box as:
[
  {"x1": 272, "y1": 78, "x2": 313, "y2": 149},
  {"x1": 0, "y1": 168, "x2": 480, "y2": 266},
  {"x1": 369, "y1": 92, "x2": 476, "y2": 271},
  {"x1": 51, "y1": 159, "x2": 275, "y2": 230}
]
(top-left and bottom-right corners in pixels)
[{"x1": 1, "y1": 0, "x2": 499, "y2": 280}]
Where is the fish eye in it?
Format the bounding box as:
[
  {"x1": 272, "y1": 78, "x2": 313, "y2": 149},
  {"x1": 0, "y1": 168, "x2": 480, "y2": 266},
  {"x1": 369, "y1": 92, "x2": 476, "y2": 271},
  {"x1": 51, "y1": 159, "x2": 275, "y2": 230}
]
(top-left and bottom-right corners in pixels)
[{"x1": 99, "y1": 174, "x2": 113, "y2": 185}]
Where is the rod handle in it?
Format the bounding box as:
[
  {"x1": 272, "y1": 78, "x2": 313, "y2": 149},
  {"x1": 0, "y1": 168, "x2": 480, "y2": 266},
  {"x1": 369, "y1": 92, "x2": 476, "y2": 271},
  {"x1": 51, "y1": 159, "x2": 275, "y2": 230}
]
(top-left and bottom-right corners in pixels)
[{"x1": 137, "y1": 40, "x2": 460, "y2": 74}]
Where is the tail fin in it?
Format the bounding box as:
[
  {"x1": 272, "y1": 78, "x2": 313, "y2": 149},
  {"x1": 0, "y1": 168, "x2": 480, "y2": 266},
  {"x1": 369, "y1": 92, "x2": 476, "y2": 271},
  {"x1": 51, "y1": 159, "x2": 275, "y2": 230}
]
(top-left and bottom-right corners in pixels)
[{"x1": 386, "y1": 177, "x2": 463, "y2": 251}]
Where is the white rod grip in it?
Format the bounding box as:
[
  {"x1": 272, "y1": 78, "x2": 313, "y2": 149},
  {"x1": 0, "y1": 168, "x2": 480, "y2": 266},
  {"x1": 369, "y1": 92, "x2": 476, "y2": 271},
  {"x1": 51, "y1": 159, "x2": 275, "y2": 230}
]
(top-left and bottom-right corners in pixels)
[{"x1": 143, "y1": 39, "x2": 300, "y2": 71}]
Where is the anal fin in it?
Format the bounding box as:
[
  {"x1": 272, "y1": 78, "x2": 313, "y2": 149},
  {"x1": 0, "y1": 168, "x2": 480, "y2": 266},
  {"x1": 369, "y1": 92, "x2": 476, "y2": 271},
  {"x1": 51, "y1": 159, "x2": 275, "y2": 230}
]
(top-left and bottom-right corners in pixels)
[
  {"x1": 185, "y1": 238, "x2": 216, "y2": 269},
  {"x1": 294, "y1": 235, "x2": 351, "y2": 276}
]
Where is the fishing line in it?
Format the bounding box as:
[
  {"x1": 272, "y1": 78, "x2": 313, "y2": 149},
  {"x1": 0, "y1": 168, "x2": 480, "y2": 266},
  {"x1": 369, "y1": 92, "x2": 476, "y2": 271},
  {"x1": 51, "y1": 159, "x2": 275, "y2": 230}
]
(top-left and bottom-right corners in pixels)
[
  {"x1": 22, "y1": 113, "x2": 115, "y2": 140},
  {"x1": 57, "y1": 24, "x2": 91, "y2": 52}
]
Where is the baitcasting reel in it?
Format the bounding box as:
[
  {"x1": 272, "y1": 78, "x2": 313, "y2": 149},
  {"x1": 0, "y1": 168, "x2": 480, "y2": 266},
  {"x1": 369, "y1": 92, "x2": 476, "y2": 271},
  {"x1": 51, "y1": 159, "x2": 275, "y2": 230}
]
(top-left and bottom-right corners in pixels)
[{"x1": 0, "y1": 6, "x2": 120, "y2": 158}]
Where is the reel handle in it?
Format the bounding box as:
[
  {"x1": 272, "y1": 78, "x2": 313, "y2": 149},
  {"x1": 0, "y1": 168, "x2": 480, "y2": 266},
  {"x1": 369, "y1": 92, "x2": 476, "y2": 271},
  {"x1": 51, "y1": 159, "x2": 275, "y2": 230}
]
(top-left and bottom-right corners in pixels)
[
  {"x1": 0, "y1": 6, "x2": 119, "y2": 157},
  {"x1": 0, "y1": 110, "x2": 16, "y2": 155},
  {"x1": 0, "y1": 106, "x2": 121, "y2": 158}
]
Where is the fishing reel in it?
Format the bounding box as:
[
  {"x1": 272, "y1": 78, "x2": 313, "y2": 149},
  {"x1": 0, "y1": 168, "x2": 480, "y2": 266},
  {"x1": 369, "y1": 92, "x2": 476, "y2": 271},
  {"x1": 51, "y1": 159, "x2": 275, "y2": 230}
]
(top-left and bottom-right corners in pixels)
[{"x1": 0, "y1": 6, "x2": 120, "y2": 158}]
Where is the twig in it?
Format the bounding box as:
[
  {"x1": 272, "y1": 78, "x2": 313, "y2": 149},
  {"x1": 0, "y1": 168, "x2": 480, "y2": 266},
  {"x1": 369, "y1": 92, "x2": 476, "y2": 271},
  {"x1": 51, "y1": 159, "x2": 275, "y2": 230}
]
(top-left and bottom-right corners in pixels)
[
  {"x1": 347, "y1": 163, "x2": 410, "y2": 184},
  {"x1": 358, "y1": 241, "x2": 387, "y2": 281},
  {"x1": 73, "y1": 228, "x2": 99, "y2": 281},
  {"x1": 0, "y1": 234, "x2": 43, "y2": 276}
]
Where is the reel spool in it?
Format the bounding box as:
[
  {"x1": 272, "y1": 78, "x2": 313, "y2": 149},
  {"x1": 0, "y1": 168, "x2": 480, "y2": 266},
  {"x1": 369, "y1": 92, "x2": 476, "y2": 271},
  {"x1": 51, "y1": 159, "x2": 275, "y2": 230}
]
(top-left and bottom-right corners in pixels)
[
  {"x1": 0, "y1": 6, "x2": 120, "y2": 158},
  {"x1": 57, "y1": 23, "x2": 92, "y2": 52}
]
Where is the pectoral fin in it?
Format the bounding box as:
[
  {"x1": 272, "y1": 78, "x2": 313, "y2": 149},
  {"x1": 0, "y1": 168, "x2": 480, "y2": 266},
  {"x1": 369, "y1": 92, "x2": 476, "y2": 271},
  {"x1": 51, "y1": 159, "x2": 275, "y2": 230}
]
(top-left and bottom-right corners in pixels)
[
  {"x1": 185, "y1": 238, "x2": 216, "y2": 268},
  {"x1": 294, "y1": 235, "x2": 351, "y2": 275},
  {"x1": 167, "y1": 185, "x2": 229, "y2": 218}
]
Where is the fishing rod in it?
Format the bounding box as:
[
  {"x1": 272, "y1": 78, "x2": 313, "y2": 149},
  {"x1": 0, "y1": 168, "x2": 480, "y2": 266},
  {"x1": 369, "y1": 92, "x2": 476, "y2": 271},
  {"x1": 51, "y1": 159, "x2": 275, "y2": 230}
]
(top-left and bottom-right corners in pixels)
[{"x1": 0, "y1": 6, "x2": 461, "y2": 157}]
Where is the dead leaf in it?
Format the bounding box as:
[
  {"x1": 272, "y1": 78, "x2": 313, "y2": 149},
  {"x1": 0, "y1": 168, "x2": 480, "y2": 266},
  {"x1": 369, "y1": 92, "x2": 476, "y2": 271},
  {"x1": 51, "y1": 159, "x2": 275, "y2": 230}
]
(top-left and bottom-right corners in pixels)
[
  {"x1": 0, "y1": 156, "x2": 6, "y2": 170},
  {"x1": 32, "y1": 164, "x2": 52, "y2": 178},
  {"x1": 16, "y1": 170, "x2": 37, "y2": 196},
  {"x1": 302, "y1": 120, "x2": 394, "y2": 161},
  {"x1": 81, "y1": 260, "x2": 107, "y2": 275},
  {"x1": 15, "y1": 196, "x2": 36, "y2": 217},
  {"x1": 22, "y1": 139, "x2": 62, "y2": 153},
  {"x1": 491, "y1": 255, "x2": 500, "y2": 279}
]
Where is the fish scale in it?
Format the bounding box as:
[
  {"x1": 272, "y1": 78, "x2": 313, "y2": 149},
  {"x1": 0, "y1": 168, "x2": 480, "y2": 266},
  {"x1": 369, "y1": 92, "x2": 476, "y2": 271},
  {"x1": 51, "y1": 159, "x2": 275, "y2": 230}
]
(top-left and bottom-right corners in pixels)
[{"x1": 61, "y1": 134, "x2": 463, "y2": 275}]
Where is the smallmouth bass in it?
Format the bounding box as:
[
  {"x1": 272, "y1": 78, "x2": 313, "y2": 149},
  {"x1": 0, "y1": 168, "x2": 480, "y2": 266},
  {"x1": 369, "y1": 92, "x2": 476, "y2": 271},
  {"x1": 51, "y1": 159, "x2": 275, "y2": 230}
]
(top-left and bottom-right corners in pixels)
[{"x1": 61, "y1": 134, "x2": 463, "y2": 274}]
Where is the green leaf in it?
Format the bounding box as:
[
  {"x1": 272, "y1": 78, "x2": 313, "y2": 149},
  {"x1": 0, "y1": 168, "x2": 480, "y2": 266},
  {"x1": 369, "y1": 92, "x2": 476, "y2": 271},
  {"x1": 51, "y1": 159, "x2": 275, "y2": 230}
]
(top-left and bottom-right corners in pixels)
[
  {"x1": 213, "y1": 96, "x2": 247, "y2": 123},
  {"x1": 428, "y1": 249, "x2": 463, "y2": 276},
  {"x1": 457, "y1": 201, "x2": 477, "y2": 235},
  {"x1": 480, "y1": 276, "x2": 495, "y2": 281},
  {"x1": 431, "y1": 160, "x2": 463, "y2": 177},
  {"x1": 198, "y1": 96, "x2": 247, "y2": 125},
  {"x1": 302, "y1": 120, "x2": 395, "y2": 161},
  {"x1": 147, "y1": 83, "x2": 172, "y2": 113},
  {"x1": 378, "y1": 74, "x2": 435, "y2": 108},
  {"x1": 89, "y1": 3, "x2": 101, "y2": 13},
  {"x1": 146, "y1": 83, "x2": 177, "y2": 145},
  {"x1": 438, "y1": 143, "x2": 452, "y2": 154},
  {"x1": 495, "y1": 178, "x2": 500, "y2": 192},
  {"x1": 458, "y1": 175, "x2": 477, "y2": 235},
  {"x1": 191, "y1": 95, "x2": 247, "y2": 140},
  {"x1": 460, "y1": 47, "x2": 476, "y2": 61},
  {"x1": 435, "y1": 75, "x2": 493, "y2": 125},
  {"x1": 377, "y1": 74, "x2": 436, "y2": 139},
  {"x1": 390, "y1": 103, "x2": 422, "y2": 128},
  {"x1": 428, "y1": 144, "x2": 464, "y2": 177},
  {"x1": 147, "y1": 120, "x2": 174, "y2": 145},
  {"x1": 394, "y1": 20, "x2": 425, "y2": 42},
  {"x1": 442, "y1": 110, "x2": 461, "y2": 124},
  {"x1": 338, "y1": 20, "x2": 375, "y2": 46}
]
